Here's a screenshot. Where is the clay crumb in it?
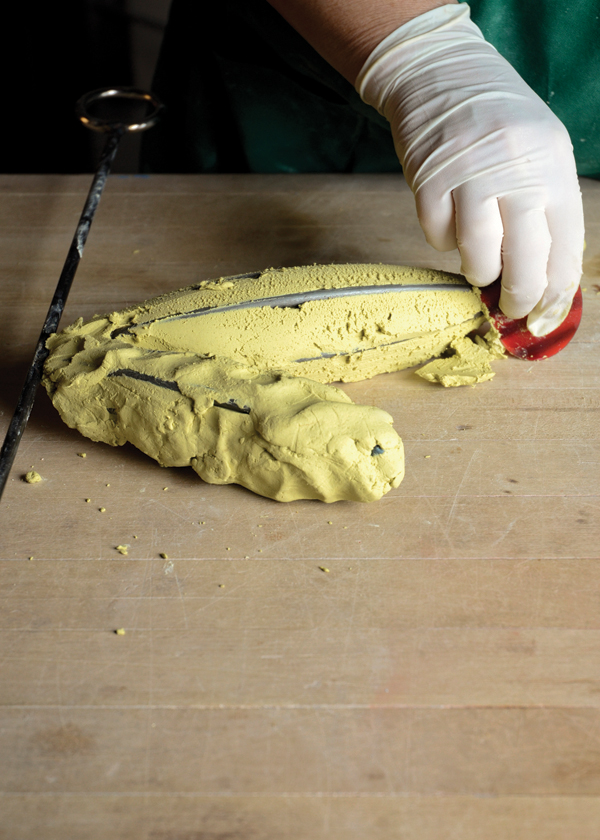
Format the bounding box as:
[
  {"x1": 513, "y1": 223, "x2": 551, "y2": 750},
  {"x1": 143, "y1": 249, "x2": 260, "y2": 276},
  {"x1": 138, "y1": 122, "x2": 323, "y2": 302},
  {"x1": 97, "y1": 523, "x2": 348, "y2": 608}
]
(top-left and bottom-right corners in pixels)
[
  {"x1": 77, "y1": 452, "x2": 87, "y2": 458},
  {"x1": 163, "y1": 487, "x2": 168, "y2": 491},
  {"x1": 424, "y1": 455, "x2": 431, "y2": 459},
  {"x1": 115, "y1": 628, "x2": 126, "y2": 635},
  {"x1": 226, "y1": 547, "x2": 231, "y2": 551},
  {"x1": 159, "y1": 552, "x2": 168, "y2": 560},
  {"x1": 218, "y1": 584, "x2": 225, "y2": 588},
  {"x1": 133, "y1": 535, "x2": 138, "y2": 539},
  {"x1": 99, "y1": 507, "x2": 106, "y2": 513},
  {"x1": 24, "y1": 470, "x2": 43, "y2": 484},
  {"x1": 116, "y1": 545, "x2": 129, "y2": 556},
  {"x1": 327, "y1": 520, "x2": 333, "y2": 525},
  {"x1": 28, "y1": 556, "x2": 34, "y2": 561},
  {"x1": 319, "y1": 566, "x2": 330, "y2": 573},
  {"x1": 85, "y1": 498, "x2": 91, "y2": 503}
]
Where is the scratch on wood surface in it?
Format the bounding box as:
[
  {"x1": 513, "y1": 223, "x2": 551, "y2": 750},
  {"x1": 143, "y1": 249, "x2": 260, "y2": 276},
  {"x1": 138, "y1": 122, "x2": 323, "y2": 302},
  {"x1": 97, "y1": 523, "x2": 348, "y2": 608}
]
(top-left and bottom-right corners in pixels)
[
  {"x1": 145, "y1": 498, "x2": 191, "y2": 523},
  {"x1": 488, "y1": 519, "x2": 518, "y2": 548},
  {"x1": 556, "y1": 707, "x2": 600, "y2": 746},
  {"x1": 416, "y1": 491, "x2": 457, "y2": 555},
  {"x1": 446, "y1": 448, "x2": 481, "y2": 533},
  {"x1": 173, "y1": 567, "x2": 190, "y2": 631},
  {"x1": 405, "y1": 451, "x2": 457, "y2": 554},
  {"x1": 286, "y1": 505, "x2": 306, "y2": 555}
]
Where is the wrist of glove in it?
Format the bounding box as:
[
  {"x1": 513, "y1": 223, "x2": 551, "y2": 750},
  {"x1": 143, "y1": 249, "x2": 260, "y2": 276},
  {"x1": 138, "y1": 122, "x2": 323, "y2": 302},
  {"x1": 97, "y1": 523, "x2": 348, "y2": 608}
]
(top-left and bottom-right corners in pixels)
[{"x1": 356, "y1": 3, "x2": 584, "y2": 336}]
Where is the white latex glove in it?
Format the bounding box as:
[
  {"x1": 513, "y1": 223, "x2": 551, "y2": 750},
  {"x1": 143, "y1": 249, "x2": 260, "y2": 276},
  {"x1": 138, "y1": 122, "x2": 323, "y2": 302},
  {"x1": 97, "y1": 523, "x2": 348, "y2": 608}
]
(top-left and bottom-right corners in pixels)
[{"x1": 355, "y1": 3, "x2": 584, "y2": 336}]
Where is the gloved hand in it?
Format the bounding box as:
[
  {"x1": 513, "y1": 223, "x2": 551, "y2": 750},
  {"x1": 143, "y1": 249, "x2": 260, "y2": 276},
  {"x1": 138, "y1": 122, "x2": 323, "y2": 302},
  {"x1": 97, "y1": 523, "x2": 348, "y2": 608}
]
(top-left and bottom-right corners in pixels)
[{"x1": 356, "y1": 3, "x2": 584, "y2": 336}]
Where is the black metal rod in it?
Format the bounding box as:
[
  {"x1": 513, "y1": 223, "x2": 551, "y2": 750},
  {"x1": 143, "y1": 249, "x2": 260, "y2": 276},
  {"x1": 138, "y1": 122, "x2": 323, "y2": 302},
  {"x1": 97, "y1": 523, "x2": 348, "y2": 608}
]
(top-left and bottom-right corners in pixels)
[{"x1": 0, "y1": 128, "x2": 124, "y2": 500}]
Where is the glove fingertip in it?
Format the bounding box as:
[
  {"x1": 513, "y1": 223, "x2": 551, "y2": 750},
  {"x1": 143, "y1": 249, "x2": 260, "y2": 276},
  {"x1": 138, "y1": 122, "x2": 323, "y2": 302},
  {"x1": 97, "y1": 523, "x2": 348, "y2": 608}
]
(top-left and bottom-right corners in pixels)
[
  {"x1": 424, "y1": 228, "x2": 458, "y2": 252},
  {"x1": 498, "y1": 289, "x2": 539, "y2": 321},
  {"x1": 415, "y1": 187, "x2": 457, "y2": 252},
  {"x1": 460, "y1": 262, "x2": 502, "y2": 288}
]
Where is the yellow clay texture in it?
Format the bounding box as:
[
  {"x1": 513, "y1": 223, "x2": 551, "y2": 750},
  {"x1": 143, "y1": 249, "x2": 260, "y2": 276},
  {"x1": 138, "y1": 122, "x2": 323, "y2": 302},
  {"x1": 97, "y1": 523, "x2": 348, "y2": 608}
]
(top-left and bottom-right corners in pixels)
[
  {"x1": 43, "y1": 264, "x2": 503, "y2": 503},
  {"x1": 24, "y1": 470, "x2": 43, "y2": 484}
]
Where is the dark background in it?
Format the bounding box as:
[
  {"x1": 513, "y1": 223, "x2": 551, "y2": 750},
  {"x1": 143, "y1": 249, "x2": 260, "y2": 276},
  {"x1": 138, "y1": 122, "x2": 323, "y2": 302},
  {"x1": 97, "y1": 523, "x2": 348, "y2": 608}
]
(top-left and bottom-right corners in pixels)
[{"x1": 3, "y1": 0, "x2": 170, "y2": 173}]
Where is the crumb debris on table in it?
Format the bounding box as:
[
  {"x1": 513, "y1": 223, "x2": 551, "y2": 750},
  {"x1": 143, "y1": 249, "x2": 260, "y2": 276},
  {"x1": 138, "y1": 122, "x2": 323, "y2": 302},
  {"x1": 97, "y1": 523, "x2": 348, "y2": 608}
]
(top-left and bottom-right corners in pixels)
[
  {"x1": 115, "y1": 628, "x2": 126, "y2": 635},
  {"x1": 99, "y1": 507, "x2": 106, "y2": 513},
  {"x1": 28, "y1": 556, "x2": 33, "y2": 561},
  {"x1": 319, "y1": 566, "x2": 330, "y2": 573},
  {"x1": 159, "y1": 552, "x2": 168, "y2": 560},
  {"x1": 77, "y1": 452, "x2": 87, "y2": 458},
  {"x1": 24, "y1": 470, "x2": 43, "y2": 484},
  {"x1": 116, "y1": 545, "x2": 129, "y2": 556},
  {"x1": 85, "y1": 498, "x2": 91, "y2": 503}
]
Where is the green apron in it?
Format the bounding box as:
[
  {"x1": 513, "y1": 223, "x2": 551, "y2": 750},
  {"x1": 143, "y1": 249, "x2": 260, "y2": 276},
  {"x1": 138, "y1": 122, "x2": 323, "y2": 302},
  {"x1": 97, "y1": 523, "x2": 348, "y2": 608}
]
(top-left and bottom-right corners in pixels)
[{"x1": 142, "y1": 0, "x2": 600, "y2": 178}]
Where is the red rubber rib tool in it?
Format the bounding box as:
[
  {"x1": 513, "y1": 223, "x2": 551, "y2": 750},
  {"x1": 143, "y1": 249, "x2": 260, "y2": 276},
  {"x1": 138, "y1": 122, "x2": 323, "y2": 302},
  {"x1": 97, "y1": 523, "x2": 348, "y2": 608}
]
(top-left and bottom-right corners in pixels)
[{"x1": 479, "y1": 279, "x2": 583, "y2": 361}]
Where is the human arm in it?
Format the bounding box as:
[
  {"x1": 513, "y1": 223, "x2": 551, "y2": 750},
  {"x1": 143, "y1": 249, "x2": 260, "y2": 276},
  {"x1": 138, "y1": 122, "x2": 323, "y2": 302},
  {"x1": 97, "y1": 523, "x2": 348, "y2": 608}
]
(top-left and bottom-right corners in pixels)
[{"x1": 265, "y1": 0, "x2": 454, "y2": 83}]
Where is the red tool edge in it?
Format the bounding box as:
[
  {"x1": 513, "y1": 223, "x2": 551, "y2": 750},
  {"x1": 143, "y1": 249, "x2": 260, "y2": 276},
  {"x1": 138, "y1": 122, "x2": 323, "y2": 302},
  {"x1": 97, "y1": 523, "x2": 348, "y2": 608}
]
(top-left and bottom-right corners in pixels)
[{"x1": 479, "y1": 279, "x2": 583, "y2": 361}]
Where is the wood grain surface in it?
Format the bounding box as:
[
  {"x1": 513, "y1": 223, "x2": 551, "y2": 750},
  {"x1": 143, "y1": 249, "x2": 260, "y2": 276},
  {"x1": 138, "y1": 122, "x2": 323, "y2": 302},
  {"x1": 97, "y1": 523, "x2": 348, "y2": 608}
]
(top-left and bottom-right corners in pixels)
[{"x1": 0, "y1": 173, "x2": 599, "y2": 839}]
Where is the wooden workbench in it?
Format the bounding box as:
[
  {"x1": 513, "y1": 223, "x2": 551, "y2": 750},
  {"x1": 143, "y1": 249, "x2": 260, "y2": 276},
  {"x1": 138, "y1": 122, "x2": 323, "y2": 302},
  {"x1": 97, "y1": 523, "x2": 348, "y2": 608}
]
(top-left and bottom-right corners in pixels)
[{"x1": 1, "y1": 173, "x2": 599, "y2": 839}]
